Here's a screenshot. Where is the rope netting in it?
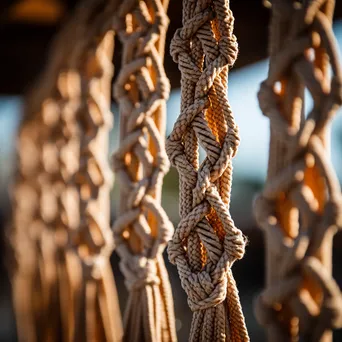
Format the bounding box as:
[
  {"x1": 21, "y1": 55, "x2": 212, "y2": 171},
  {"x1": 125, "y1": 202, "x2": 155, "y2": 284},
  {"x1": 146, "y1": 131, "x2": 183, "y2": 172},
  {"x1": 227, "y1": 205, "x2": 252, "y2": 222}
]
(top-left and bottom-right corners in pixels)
[
  {"x1": 112, "y1": 0, "x2": 177, "y2": 341},
  {"x1": 12, "y1": 1, "x2": 123, "y2": 341},
  {"x1": 254, "y1": 0, "x2": 342, "y2": 340},
  {"x1": 166, "y1": 0, "x2": 249, "y2": 340}
]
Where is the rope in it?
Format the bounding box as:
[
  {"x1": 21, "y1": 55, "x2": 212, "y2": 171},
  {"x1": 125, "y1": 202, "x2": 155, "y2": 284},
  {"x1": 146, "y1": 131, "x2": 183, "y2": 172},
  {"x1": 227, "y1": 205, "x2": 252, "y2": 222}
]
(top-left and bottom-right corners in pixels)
[
  {"x1": 11, "y1": 1, "x2": 123, "y2": 341},
  {"x1": 254, "y1": 1, "x2": 342, "y2": 341},
  {"x1": 112, "y1": 0, "x2": 177, "y2": 341},
  {"x1": 166, "y1": 0, "x2": 249, "y2": 340}
]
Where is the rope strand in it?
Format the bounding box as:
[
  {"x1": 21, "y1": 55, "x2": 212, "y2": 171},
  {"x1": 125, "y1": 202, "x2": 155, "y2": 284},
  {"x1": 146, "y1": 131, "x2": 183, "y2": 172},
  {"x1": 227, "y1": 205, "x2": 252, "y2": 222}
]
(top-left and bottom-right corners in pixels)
[
  {"x1": 11, "y1": 1, "x2": 123, "y2": 340},
  {"x1": 112, "y1": 0, "x2": 177, "y2": 341},
  {"x1": 254, "y1": 1, "x2": 342, "y2": 340},
  {"x1": 167, "y1": 0, "x2": 249, "y2": 340}
]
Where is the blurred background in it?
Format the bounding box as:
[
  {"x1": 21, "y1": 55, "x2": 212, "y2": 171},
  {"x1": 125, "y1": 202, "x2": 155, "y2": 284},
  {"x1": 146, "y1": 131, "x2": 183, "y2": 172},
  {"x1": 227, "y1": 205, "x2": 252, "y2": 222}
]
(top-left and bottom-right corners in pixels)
[{"x1": 0, "y1": 0, "x2": 342, "y2": 341}]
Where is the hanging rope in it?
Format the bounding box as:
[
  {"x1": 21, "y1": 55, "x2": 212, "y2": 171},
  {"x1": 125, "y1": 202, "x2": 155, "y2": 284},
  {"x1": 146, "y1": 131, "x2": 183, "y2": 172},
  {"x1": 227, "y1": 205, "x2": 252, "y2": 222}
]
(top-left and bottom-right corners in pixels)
[
  {"x1": 11, "y1": 1, "x2": 123, "y2": 341},
  {"x1": 166, "y1": 0, "x2": 249, "y2": 341},
  {"x1": 254, "y1": 0, "x2": 342, "y2": 340},
  {"x1": 112, "y1": 0, "x2": 177, "y2": 341}
]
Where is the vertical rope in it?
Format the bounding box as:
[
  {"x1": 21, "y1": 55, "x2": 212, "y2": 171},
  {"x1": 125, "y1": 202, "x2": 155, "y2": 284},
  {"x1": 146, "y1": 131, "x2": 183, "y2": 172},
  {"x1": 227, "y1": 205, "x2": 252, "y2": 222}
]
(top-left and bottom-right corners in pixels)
[
  {"x1": 11, "y1": 1, "x2": 123, "y2": 341},
  {"x1": 112, "y1": 0, "x2": 177, "y2": 341},
  {"x1": 254, "y1": 0, "x2": 342, "y2": 341},
  {"x1": 166, "y1": 0, "x2": 249, "y2": 340}
]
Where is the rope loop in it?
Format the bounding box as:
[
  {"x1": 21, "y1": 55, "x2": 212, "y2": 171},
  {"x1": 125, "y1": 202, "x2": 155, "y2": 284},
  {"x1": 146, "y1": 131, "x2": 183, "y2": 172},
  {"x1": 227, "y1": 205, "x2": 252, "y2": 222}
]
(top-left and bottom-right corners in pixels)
[{"x1": 254, "y1": 0, "x2": 342, "y2": 338}]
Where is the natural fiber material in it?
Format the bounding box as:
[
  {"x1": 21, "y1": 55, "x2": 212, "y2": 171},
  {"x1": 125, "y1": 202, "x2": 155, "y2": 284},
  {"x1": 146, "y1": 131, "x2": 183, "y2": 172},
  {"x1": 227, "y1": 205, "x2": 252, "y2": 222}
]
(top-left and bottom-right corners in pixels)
[
  {"x1": 112, "y1": 0, "x2": 177, "y2": 341},
  {"x1": 11, "y1": 1, "x2": 123, "y2": 341},
  {"x1": 254, "y1": 0, "x2": 342, "y2": 341},
  {"x1": 166, "y1": 0, "x2": 249, "y2": 341}
]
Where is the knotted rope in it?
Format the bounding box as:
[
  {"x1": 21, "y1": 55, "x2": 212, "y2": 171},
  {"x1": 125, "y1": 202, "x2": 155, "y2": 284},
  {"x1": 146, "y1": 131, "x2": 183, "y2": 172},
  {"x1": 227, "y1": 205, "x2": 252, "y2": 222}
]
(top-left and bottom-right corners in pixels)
[
  {"x1": 11, "y1": 1, "x2": 123, "y2": 341},
  {"x1": 166, "y1": 0, "x2": 249, "y2": 340},
  {"x1": 112, "y1": 0, "x2": 177, "y2": 341},
  {"x1": 254, "y1": 1, "x2": 342, "y2": 341}
]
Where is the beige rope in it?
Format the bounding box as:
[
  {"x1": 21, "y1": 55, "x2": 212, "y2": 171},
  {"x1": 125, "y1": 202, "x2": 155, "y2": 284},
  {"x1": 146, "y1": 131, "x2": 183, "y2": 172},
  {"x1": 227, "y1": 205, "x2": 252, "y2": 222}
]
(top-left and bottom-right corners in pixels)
[
  {"x1": 166, "y1": 0, "x2": 249, "y2": 341},
  {"x1": 254, "y1": 0, "x2": 342, "y2": 341},
  {"x1": 11, "y1": 1, "x2": 123, "y2": 341},
  {"x1": 112, "y1": 0, "x2": 177, "y2": 341}
]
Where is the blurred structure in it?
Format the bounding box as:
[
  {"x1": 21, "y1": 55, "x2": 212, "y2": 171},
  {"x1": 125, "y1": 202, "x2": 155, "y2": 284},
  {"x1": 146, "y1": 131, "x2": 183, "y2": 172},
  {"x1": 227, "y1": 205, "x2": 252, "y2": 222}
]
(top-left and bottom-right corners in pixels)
[
  {"x1": 112, "y1": 0, "x2": 177, "y2": 341},
  {"x1": 254, "y1": 1, "x2": 342, "y2": 341},
  {"x1": 11, "y1": 1, "x2": 123, "y2": 341}
]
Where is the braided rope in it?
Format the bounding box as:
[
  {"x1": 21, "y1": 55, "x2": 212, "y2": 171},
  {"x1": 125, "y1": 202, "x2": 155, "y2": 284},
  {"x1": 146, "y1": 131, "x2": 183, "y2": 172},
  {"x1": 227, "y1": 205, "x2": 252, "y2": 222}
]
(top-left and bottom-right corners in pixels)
[
  {"x1": 11, "y1": 1, "x2": 123, "y2": 341},
  {"x1": 12, "y1": 117, "x2": 45, "y2": 342},
  {"x1": 254, "y1": 1, "x2": 342, "y2": 341},
  {"x1": 112, "y1": 0, "x2": 177, "y2": 341},
  {"x1": 166, "y1": 0, "x2": 249, "y2": 340}
]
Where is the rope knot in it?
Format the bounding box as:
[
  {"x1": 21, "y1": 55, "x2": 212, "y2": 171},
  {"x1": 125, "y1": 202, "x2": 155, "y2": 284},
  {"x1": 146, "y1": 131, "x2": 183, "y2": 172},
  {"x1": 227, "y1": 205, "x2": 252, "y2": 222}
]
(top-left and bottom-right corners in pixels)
[
  {"x1": 170, "y1": 28, "x2": 189, "y2": 64},
  {"x1": 324, "y1": 197, "x2": 342, "y2": 229},
  {"x1": 224, "y1": 230, "x2": 246, "y2": 261},
  {"x1": 120, "y1": 256, "x2": 160, "y2": 291},
  {"x1": 166, "y1": 138, "x2": 183, "y2": 167},
  {"x1": 186, "y1": 270, "x2": 228, "y2": 311},
  {"x1": 219, "y1": 35, "x2": 238, "y2": 67},
  {"x1": 258, "y1": 81, "x2": 279, "y2": 117},
  {"x1": 156, "y1": 152, "x2": 170, "y2": 174},
  {"x1": 227, "y1": 126, "x2": 240, "y2": 157},
  {"x1": 253, "y1": 194, "x2": 275, "y2": 228},
  {"x1": 167, "y1": 240, "x2": 183, "y2": 265}
]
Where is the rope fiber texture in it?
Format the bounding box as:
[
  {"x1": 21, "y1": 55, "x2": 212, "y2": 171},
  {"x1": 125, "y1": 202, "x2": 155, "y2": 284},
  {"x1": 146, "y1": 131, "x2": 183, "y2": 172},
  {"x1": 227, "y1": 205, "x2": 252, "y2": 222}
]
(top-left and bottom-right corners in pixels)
[
  {"x1": 11, "y1": 1, "x2": 123, "y2": 341},
  {"x1": 254, "y1": 1, "x2": 342, "y2": 341},
  {"x1": 166, "y1": 0, "x2": 249, "y2": 341},
  {"x1": 112, "y1": 0, "x2": 177, "y2": 341}
]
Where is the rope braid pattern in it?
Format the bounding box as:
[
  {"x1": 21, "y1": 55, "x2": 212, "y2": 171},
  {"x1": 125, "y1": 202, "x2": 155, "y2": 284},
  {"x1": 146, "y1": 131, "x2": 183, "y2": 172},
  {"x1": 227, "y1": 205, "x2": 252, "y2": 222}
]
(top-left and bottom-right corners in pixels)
[
  {"x1": 112, "y1": 0, "x2": 177, "y2": 341},
  {"x1": 166, "y1": 0, "x2": 249, "y2": 340},
  {"x1": 254, "y1": 1, "x2": 342, "y2": 341},
  {"x1": 12, "y1": 1, "x2": 123, "y2": 341}
]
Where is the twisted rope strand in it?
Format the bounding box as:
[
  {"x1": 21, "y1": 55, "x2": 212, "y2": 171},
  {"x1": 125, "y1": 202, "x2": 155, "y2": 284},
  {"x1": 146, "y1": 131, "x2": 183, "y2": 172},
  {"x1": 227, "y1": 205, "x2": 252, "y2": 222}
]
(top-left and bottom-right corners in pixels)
[
  {"x1": 167, "y1": 0, "x2": 249, "y2": 341},
  {"x1": 254, "y1": 1, "x2": 342, "y2": 341},
  {"x1": 112, "y1": 0, "x2": 177, "y2": 341}
]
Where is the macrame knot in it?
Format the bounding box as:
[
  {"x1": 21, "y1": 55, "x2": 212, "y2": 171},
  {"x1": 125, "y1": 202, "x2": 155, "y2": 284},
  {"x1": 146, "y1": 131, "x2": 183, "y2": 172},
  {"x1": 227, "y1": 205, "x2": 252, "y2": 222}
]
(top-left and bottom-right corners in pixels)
[
  {"x1": 165, "y1": 139, "x2": 183, "y2": 167},
  {"x1": 156, "y1": 152, "x2": 170, "y2": 175},
  {"x1": 227, "y1": 126, "x2": 240, "y2": 157},
  {"x1": 219, "y1": 35, "x2": 238, "y2": 67},
  {"x1": 253, "y1": 194, "x2": 274, "y2": 227},
  {"x1": 186, "y1": 269, "x2": 227, "y2": 312},
  {"x1": 324, "y1": 197, "x2": 342, "y2": 228},
  {"x1": 120, "y1": 256, "x2": 160, "y2": 291},
  {"x1": 224, "y1": 231, "x2": 246, "y2": 262},
  {"x1": 170, "y1": 29, "x2": 189, "y2": 63},
  {"x1": 258, "y1": 81, "x2": 277, "y2": 116},
  {"x1": 167, "y1": 240, "x2": 183, "y2": 265}
]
